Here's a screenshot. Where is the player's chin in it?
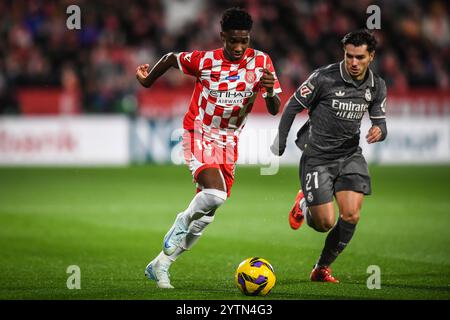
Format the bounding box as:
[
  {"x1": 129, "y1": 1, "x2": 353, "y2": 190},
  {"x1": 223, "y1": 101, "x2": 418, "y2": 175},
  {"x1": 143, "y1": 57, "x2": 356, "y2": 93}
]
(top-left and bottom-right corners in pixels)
[{"x1": 232, "y1": 53, "x2": 243, "y2": 60}]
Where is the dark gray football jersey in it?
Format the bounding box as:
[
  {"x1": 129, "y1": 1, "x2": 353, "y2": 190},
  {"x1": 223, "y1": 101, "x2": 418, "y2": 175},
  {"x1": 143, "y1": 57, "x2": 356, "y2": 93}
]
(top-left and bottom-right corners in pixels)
[{"x1": 277, "y1": 61, "x2": 387, "y2": 160}]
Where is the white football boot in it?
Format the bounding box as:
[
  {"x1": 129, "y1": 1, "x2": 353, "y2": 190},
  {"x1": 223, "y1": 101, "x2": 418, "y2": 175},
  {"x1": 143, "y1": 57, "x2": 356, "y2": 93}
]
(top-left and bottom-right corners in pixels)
[
  {"x1": 145, "y1": 258, "x2": 174, "y2": 289},
  {"x1": 162, "y1": 213, "x2": 188, "y2": 255}
]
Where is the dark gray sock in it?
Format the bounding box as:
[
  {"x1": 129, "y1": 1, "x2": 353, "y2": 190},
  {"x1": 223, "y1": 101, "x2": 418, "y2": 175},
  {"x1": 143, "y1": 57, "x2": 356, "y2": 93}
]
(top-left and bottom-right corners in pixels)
[{"x1": 316, "y1": 218, "x2": 356, "y2": 267}]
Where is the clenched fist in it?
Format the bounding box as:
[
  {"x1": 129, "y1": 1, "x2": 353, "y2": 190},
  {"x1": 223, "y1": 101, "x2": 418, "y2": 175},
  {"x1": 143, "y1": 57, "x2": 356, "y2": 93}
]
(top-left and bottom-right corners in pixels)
[{"x1": 136, "y1": 64, "x2": 150, "y2": 87}]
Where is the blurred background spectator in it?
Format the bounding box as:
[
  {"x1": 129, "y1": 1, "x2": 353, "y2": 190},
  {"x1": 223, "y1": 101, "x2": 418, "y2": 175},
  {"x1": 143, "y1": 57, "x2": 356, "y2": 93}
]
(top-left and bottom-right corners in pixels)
[{"x1": 0, "y1": 0, "x2": 448, "y2": 115}]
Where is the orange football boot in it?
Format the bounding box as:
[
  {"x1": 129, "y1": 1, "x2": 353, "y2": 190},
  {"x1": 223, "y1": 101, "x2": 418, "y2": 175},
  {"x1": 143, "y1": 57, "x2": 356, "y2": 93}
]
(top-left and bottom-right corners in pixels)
[
  {"x1": 310, "y1": 266, "x2": 340, "y2": 283},
  {"x1": 289, "y1": 190, "x2": 305, "y2": 230}
]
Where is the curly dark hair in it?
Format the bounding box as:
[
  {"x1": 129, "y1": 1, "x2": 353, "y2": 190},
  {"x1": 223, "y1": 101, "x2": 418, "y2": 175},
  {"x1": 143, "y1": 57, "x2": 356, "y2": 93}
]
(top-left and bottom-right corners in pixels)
[
  {"x1": 341, "y1": 29, "x2": 378, "y2": 53},
  {"x1": 220, "y1": 7, "x2": 253, "y2": 32}
]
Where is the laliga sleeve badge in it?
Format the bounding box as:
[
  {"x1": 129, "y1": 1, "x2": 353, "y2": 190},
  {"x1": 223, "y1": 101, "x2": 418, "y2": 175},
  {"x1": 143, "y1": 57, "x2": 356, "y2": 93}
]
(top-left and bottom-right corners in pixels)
[
  {"x1": 300, "y1": 83, "x2": 312, "y2": 98},
  {"x1": 365, "y1": 88, "x2": 372, "y2": 102},
  {"x1": 307, "y1": 191, "x2": 314, "y2": 203}
]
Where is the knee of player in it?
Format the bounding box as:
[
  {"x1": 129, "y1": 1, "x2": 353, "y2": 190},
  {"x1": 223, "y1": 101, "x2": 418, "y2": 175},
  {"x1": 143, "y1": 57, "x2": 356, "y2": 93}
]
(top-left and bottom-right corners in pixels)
[
  {"x1": 340, "y1": 211, "x2": 360, "y2": 224},
  {"x1": 315, "y1": 219, "x2": 335, "y2": 232},
  {"x1": 321, "y1": 222, "x2": 335, "y2": 232},
  {"x1": 202, "y1": 188, "x2": 228, "y2": 210}
]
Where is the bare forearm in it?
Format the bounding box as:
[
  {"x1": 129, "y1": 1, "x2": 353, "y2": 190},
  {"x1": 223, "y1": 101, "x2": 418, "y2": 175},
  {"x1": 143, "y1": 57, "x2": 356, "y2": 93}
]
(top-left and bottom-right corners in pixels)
[
  {"x1": 139, "y1": 52, "x2": 178, "y2": 88},
  {"x1": 265, "y1": 94, "x2": 281, "y2": 115}
]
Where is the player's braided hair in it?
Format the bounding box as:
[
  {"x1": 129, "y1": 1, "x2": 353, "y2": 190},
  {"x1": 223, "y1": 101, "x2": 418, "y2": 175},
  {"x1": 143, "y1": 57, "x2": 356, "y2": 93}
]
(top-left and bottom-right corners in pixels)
[
  {"x1": 341, "y1": 29, "x2": 377, "y2": 53},
  {"x1": 220, "y1": 7, "x2": 253, "y2": 32}
]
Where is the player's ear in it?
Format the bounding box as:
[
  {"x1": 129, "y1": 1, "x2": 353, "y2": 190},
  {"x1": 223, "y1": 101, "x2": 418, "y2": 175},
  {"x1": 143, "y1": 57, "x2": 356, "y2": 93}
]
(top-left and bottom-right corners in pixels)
[
  {"x1": 220, "y1": 31, "x2": 226, "y2": 43},
  {"x1": 369, "y1": 51, "x2": 375, "y2": 62}
]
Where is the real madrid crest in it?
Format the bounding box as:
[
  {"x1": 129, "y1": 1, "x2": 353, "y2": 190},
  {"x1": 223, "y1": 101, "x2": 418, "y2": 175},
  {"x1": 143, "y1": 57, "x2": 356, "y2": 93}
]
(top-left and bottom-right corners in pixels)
[
  {"x1": 307, "y1": 192, "x2": 314, "y2": 203},
  {"x1": 365, "y1": 88, "x2": 372, "y2": 102}
]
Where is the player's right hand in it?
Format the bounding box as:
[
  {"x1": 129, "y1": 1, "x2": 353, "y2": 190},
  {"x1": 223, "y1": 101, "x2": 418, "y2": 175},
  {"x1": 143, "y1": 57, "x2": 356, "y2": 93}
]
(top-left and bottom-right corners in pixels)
[{"x1": 136, "y1": 64, "x2": 150, "y2": 86}]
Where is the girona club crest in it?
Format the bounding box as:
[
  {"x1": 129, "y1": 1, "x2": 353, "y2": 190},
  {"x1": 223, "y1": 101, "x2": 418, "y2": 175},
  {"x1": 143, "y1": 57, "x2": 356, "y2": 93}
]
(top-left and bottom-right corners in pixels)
[{"x1": 245, "y1": 70, "x2": 256, "y2": 84}]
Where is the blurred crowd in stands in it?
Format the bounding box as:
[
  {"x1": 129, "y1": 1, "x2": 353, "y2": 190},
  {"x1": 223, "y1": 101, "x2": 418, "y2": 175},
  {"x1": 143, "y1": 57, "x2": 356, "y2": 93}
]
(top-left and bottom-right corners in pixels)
[{"x1": 0, "y1": 0, "x2": 449, "y2": 114}]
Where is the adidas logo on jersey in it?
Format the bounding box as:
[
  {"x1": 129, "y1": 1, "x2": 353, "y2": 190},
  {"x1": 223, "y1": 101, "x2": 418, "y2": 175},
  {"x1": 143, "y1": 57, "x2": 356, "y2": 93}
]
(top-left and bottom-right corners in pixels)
[{"x1": 335, "y1": 90, "x2": 345, "y2": 96}]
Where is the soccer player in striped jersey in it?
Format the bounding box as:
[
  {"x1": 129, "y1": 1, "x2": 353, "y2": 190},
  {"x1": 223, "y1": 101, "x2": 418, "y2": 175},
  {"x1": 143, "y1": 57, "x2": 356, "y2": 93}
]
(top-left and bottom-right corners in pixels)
[{"x1": 136, "y1": 7, "x2": 281, "y2": 288}]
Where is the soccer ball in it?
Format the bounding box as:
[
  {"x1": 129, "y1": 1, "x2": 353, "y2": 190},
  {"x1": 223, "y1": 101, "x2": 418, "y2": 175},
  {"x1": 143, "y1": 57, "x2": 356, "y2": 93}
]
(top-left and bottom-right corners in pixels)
[{"x1": 235, "y1": 257, "x2": 276, "y2": 296}]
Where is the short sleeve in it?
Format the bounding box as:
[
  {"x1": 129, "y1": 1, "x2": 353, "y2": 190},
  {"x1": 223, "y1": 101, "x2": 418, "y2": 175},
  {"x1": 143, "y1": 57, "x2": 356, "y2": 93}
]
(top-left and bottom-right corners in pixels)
[
  {"x1": 261, "y1": 55, "x2": 282, "y2": 97},
  {"x1": 176, "y1": 51, "x2": 202, "y2": 77}
]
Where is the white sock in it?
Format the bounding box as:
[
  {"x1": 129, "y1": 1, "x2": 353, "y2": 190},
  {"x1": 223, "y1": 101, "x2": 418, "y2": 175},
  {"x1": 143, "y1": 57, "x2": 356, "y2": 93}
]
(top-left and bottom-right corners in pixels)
[
  {"x1": 158, "y1": 189, "x2": 225, "y2": 265},
  {"x1": 156, "y1": 251, "x2": 173, "y2": 266},
  {"x1": 168, "y1": 214, "x2": 215, "y2": 261},
  {"x1": 180, "y1": 189, "x2": 227, "y2": 224}
]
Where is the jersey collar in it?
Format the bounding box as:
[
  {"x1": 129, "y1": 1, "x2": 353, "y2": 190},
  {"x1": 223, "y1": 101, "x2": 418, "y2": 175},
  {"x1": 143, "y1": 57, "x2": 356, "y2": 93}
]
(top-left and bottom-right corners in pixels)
[{"x1": 339, "y1": 60, "x2": 374, "y2": 88}]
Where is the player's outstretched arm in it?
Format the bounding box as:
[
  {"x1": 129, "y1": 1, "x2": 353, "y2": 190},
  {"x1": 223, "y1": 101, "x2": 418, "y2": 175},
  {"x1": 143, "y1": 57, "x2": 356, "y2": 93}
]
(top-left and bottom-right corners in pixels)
[{"x1": 136, "y1": 52, "x2": 179, "y2": 88}]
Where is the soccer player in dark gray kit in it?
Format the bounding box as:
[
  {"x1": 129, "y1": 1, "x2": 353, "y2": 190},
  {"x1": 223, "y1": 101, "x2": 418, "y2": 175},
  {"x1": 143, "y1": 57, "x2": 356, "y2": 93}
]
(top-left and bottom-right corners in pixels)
[{"x1": 271, "y1": 29, "x2": 387, "y2": 283}]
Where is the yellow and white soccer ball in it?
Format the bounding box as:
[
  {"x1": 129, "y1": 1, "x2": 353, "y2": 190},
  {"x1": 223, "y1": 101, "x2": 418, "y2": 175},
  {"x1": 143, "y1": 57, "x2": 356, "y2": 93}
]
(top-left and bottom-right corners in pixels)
[{"x1": 235, "y1": 257, "x2": 276, "y2": 296}]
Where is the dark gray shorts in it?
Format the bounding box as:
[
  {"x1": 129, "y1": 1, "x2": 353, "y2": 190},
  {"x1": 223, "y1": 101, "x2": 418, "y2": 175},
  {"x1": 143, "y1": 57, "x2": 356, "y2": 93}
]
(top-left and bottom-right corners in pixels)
[{"x1": 299, "y1": 150, "x2": 371, "y2": 206}]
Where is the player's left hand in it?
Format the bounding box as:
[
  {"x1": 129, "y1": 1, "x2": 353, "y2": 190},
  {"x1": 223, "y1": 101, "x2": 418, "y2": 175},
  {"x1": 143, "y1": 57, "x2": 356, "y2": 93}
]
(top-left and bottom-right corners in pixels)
[
  {"x1": 366, "y1": 125, "x2": 382, "y2": 144},
  {"x1": 261, "y1": 68, "x2": 275, "y2": 93},
  {"x1": 270, "y1": 134, "x2": 285, "y2": 156}
]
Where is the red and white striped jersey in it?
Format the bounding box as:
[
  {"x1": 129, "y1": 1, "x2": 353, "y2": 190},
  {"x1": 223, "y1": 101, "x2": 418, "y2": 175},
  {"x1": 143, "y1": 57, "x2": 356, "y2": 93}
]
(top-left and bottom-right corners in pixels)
[{"x1": 176, "y1": 48, "x2": 281, "y2": 146}]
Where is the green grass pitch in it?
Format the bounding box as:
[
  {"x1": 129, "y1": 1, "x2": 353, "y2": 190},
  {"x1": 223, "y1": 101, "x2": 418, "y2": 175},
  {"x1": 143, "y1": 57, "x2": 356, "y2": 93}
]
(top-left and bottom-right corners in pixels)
[{"x1": 0, "y1": 165, "x2": 449, "y2": 300}]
